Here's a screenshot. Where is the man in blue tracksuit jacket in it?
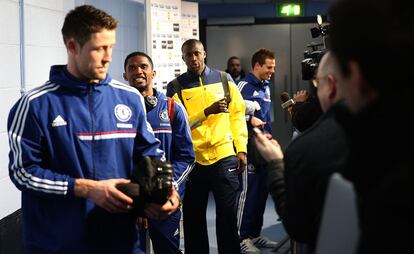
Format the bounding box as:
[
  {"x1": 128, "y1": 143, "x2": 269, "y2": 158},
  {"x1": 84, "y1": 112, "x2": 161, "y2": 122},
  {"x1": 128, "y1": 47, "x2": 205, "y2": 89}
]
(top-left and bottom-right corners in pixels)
[
  {"x1": 7, "y1": 5, "x2": 180, "y2": 254},
  {"x1": 237, "y1": 48, "x2": 278, "y2": 254},
  {"x1": 123, "y1": 51, "x2": 195, "y2": 253}
]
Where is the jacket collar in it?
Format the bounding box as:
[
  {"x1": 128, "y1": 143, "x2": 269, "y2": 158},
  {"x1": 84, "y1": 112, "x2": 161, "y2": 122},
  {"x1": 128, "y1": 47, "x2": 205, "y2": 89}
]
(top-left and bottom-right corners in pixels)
[
  {"x1": 246, "y1": 71, "x2": 268, "y2": 88},
  {"x1": 185, "y1": 65, "x2": 211, "y2": 80},
  {"x1": 49, "y1": 65, "x2": 111, "y2": 92}
]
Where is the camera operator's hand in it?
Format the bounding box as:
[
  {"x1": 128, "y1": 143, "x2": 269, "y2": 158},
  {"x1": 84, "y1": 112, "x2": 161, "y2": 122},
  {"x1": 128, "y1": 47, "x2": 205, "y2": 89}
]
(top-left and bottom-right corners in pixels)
[
  {"x1": 253, "y1": 128, "x2": 284, "y2": 162},
  {"x1": 144, "y1": 188, "x2": 181, "y2": 220},
  {"x1": 204, "y1": 98, "x2": 229, "y2": 116},
  {"x1": 75, "y1": 178, "x2": 134, "y2": 214},
  {"x1": 250, "y1": 116, "x2": 266, "y2": 129},
  {"x1": 293, "y1": 90, "x2": 309, "y2": 103}
]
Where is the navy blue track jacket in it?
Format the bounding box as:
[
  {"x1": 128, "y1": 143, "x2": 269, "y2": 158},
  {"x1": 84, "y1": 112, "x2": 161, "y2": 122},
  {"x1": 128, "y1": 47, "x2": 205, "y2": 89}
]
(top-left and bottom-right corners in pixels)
[
  {"x1": 237, "y1": 72, "x2": 272, "y2": 133},
  {"x1": 7, "y1": 65, "x2": 163, "y2": 254},
  {"x1": 146, "y1": 91, "x2": 195, "y2": 198}
]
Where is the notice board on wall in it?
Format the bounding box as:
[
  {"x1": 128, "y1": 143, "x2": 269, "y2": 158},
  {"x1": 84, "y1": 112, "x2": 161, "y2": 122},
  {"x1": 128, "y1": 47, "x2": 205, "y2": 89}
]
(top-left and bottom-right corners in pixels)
[{"x1": 146, "y1": 0, "x2": 199, "y2": 93}]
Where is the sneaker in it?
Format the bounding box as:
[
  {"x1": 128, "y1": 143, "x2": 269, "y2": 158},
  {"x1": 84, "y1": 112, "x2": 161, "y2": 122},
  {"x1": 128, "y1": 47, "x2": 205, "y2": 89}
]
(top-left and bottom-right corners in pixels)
[
  {"x1": 240, "y1": 238, "x2": 261, "y2": 254},
  {"x1": 251, "y1": 235, "x2": 278, "y2": 248}
]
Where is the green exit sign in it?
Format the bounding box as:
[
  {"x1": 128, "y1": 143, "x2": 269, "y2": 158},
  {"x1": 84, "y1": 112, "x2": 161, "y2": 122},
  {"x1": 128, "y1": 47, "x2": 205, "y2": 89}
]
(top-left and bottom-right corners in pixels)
[{"x1": 278, "y1": 3, "x2": 304, "y2": 17}]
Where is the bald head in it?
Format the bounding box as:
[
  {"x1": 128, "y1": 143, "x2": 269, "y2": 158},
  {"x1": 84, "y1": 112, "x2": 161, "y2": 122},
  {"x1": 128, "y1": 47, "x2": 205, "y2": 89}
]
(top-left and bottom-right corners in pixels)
[
  {"x1": 318, "y1": 52, "x2": 339, "y2": 78},
  {"x1": 316, "y1": 52, "x2": 343, "y2": 112}
]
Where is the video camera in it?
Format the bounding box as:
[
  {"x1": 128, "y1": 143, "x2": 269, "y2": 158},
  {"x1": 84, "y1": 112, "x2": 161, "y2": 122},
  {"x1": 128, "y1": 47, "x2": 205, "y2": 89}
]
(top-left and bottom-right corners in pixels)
[
  {"x1": 301, "y1": 15, "x2": 330, "y2": 81},
  {"x1": 116, "y1": 156, "x2": 173, "y2": 215}
]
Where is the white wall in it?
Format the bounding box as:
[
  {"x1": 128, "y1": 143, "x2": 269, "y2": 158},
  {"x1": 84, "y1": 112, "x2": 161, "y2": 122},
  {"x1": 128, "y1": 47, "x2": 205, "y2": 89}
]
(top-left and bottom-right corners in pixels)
[{"x1": 0, "y1": 0, "x2": 146, "y2": 220}]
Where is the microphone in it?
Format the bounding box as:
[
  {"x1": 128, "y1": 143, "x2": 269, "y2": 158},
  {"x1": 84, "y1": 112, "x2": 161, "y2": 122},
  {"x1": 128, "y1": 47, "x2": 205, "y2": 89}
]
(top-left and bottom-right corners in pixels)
[{"x1": 280, "y1": 92, "x2": 295, "y2": 109}]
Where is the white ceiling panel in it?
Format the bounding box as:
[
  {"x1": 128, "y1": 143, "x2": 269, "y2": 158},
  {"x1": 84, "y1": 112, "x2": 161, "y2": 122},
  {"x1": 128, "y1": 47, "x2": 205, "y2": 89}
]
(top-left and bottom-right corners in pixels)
[
  {"x1": 187, "y1": 0, "x2": 329, "y2": 3},
  {"x1": 187, "y1": 0, "x2": 273, "y2": 4}
]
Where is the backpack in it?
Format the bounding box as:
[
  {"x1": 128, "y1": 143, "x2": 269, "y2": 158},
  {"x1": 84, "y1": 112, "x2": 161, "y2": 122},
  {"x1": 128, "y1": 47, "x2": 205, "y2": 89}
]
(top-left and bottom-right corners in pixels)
[{"x1": 167, "y1": 97, "x2": 175, "y2": 125}]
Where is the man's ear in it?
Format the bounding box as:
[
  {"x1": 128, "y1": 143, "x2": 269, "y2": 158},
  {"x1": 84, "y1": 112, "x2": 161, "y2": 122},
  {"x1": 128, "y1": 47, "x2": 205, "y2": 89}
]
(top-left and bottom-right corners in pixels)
[
  {"x1": 327, "y1": 74, "x2": 337, "y2": 100},
  {"x1": 66, "y1": 38, "x2": 78, "y2": 55},
  {"x1": 152, "y1": 70, "x2": 157, "y2": 78},
  {"x1": 123, "y1": 72, "x2": 128, "y2": 81},
  {"x1": 348, "y1": 61, "x2": 367, "y2": 93}
]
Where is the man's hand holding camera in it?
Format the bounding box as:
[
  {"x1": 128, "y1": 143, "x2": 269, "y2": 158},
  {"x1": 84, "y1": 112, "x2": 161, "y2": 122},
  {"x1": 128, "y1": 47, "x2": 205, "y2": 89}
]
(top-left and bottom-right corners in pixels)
[
  {"x1": 113, "y1": 156, "x2": 180, "y2": 219},
  {"x1": 74, "y1": 178, "x2": 135, "y2": 214}
]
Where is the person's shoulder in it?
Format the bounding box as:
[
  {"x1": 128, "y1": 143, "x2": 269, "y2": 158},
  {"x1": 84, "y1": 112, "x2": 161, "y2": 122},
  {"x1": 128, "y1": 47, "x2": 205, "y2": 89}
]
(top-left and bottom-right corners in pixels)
[
  {"x1": 237, "y1": 77, "x2": 253, "y2": 91},
  {"x1": 23, "y1": 81, "x2": 62, "y2": 103},
  {"x1": 157, "y1": 90, "x2": 167, "y2": 99},
  {"x1": 108, "y1": 79, "x2": 140, "y2": 95},
  {"x1": 206, "y1": 66, "x2": 225, "y2": 79},
  {"x1": 168, "y1": 73, "x2": 187, "y2": 85},
  {"x1": 166, "y1": 75, "x2": 184, "y2": 97},
  {"x1": 171, "y1": 98, "x2": 187, "y2": 114}
]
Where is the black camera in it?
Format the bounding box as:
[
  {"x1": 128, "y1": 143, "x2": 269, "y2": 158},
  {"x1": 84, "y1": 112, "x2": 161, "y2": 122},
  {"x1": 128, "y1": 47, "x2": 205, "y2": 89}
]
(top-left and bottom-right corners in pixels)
[
  {"x1": 116, "y1": 156, "x2": 173, "y2": 215},
  {"x1": 301, "y1": 15, "x2": 329, "y2": 80}
]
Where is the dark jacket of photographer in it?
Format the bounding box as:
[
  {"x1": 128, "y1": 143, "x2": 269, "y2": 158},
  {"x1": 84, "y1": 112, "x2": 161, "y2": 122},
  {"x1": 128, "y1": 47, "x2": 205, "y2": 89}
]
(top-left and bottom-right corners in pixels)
[
  {"x1": 337, "y1": 98, "x2": 414, "y2": 254},
  {"x1": 267, "y1": 102, "x2": 349, "y2": 247}
]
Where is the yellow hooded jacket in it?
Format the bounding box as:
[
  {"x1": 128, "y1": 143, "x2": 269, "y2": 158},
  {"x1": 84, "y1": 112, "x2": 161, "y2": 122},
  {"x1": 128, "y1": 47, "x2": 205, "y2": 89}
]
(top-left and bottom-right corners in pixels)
[{"x1": 167, "y1": 66, "x2": 248, "y2": 165}]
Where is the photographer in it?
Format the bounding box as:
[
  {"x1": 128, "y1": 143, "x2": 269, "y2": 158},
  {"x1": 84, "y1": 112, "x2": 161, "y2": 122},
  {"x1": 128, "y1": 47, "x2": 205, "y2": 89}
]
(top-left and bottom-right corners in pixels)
[
  {"x1": 283, "y1": 89, "x2": 323, "y2": 139},
  {"x1": 7, "y1": 5, "x2": 178, "y2": 254},
  {"x1": 329, "y1": 0, "x2": 414, "y2": 253},
  {"x1": 252, "y1": 52, "x2": 349, "y2": 253}
]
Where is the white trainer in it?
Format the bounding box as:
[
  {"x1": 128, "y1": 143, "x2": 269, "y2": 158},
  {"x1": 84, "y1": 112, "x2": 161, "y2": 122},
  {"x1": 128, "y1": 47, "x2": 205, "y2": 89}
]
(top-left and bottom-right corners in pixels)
[
  {"x1": 240, "y1": 238, "x2": 261, "y2": 254},
  {"x1": 251, "y1": 235, "x2": 278, "y2": 248}
]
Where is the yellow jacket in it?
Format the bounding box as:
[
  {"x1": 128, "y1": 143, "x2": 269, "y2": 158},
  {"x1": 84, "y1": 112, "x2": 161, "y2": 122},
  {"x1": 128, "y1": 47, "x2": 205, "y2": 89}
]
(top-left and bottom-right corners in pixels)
[{"x1": 167, "y1": 66, "x2": 248, "y2": 165}]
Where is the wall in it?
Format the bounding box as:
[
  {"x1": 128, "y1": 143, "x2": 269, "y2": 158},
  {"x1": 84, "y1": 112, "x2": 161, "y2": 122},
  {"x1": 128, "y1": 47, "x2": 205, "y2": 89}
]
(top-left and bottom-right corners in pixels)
[
  {"x1": 0, "y1": 0, "x2": 21, "y2": 221},
  {"x1": 0, "y1": 0, "x2": 73, "y2": 220},
  {"x1": 206, "y1": 23, "x2": 323, "y2": 149},
  {"x1": 0, "y1": 0, "x2": 146, "y2": 220}
]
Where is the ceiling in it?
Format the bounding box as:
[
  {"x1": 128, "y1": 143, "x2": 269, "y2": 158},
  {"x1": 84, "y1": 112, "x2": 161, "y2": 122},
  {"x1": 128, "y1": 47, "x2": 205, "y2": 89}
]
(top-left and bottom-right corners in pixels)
[
  {"x1": 189, "y1": 0, "x2": 273, "y2": 3},
  {"x1": 187, "y1": 0, "x2": 328, "y2": 4}
]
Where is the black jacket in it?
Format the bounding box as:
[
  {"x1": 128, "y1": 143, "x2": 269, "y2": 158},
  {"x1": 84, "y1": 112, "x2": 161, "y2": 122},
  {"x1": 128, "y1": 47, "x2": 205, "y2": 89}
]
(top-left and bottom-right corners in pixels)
[
  {"x1": 267, "y1": 102, "x2": 349, "y2": 247},
  {"x1": 337, "y1": 98, "x2": 414, "y2": 254}
]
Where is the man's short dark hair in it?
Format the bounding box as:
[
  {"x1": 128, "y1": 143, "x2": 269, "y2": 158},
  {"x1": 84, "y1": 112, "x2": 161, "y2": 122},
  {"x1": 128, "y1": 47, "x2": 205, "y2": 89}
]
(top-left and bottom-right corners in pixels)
[
  {"x1": 227, "y1": 56, "x2": 240, "y2": 64},
  {"x1": 62, "y1": 5, "x2": 118, "y2": 47},
  {"x1": 227, "y1": 56, "x2": 241, "y2": 68},
  {"x1": 329, "y1": 0, "x2": 413, "y2": 94},
  {"x1": 251, "y1": 48, "x2": 275, "y2": 68},
  {"x1": 124, "y1": 51, "x2": 154, "y2": 71},
  {"x1": 181, "y1": 39, "x2": 203, "y2": 52}
]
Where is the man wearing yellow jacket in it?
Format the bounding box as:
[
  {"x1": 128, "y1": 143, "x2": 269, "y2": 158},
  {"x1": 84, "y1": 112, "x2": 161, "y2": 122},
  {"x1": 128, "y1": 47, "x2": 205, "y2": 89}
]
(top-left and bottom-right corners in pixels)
[{"x1": 167, "y1": 39, "x2": 248, "y2": 254}]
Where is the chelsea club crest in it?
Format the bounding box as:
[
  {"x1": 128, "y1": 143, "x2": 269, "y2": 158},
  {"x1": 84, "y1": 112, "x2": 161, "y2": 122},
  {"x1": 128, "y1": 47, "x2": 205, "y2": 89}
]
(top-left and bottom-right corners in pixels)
[
  {"x1": 159, "y1": 109, "x2": 169, "y2": 122},
  {"x1": 114, "y1": 104, "x2": 132, "y2": 122}
]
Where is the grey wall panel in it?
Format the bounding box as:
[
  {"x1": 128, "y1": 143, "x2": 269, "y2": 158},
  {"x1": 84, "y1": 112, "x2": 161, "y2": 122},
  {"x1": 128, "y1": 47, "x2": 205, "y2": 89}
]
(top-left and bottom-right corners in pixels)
[
  {"x1": 206, "y1": 24, "x2": 292, "y2": 148},
  {"x1": 206, "y1": 23, "x2": 324, "y2": 149}
]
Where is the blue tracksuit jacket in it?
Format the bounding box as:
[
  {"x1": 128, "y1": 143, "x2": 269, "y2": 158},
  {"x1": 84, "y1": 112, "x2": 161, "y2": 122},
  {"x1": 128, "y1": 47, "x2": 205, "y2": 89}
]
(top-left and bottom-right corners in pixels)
[
  {"x1": 145, "y1": 91, "x2": 195, "y2": 198},
  {"x1": 7, "y1": 65, "x2": 163, "y2": 254},
  {"x1": 237, "y1": 71, "x2": 272, "y2": 133},
  {"x1": 143, "y1": 91, "x2": 195, "y2": 253}
]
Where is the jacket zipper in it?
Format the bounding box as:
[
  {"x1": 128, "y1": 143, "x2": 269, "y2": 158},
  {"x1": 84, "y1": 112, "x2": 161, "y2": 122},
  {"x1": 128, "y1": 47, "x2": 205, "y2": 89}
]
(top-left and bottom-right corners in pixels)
[{"x1": 88, "y1": 85, "x2": 96, "y2": 179}]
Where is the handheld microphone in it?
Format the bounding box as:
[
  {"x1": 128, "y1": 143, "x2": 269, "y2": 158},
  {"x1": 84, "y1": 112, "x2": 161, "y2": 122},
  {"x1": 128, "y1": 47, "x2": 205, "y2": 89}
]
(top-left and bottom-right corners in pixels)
[{"x1": 280, "y1": 92, "x2": 295, "y2": 109}]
